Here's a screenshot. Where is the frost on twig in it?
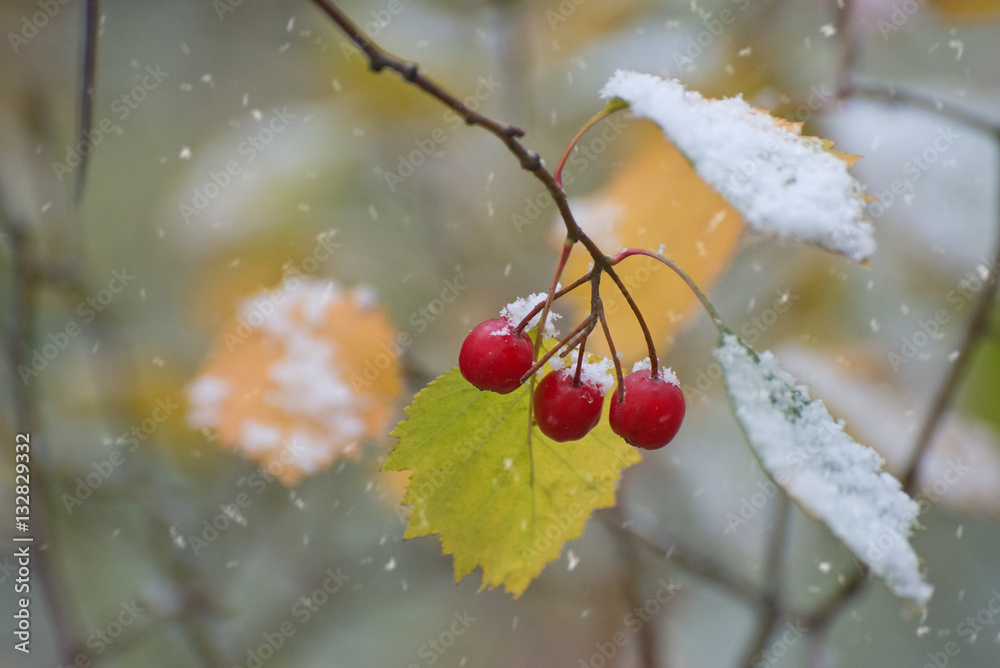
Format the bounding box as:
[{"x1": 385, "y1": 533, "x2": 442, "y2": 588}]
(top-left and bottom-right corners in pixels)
[
  {"x1": 716, "y1": 333, "x2": 932, "y2": 606},
  {"x1": 601, "y1": 70, "x2": 876, "y2": 263}
]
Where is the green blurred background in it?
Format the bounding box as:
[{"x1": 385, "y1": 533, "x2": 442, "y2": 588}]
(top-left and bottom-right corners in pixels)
[{"x1": 2, "y1": 0, "x2": 1000, "y2": 666}]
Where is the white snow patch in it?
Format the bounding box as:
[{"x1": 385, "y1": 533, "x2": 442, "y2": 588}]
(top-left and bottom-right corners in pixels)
[
  {"x1": 550, "y1": 351, "x2": 615, "y2": 393},
  {"x1": 631, "y1": 358, "x2": 680, "y2": 386},
  {"x1": 601, "y1": 71, "x2": 875, "y2": 263},
  {"x1": 715, "y1": 333, "x2": 931, "y2": 606},
  {"x1": 501, "y1": 291, "x2": 561, "y2": 338},
  {"x1": 240, "y1": 421, "x2": 284, "y2": 455},
  {"x1": 185, "y1": 375, "x2": 231, "y2": 428}
]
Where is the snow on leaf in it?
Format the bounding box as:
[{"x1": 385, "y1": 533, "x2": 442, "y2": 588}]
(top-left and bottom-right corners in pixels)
[
  {"x1": 715, "y1": 333, "x2": 932, "y2": 606},
  {"x1": 185, "y1": 278, "x2": 402, "y2": 485},
  {"x1": 777, "y1": 345, "x2": 1000, "y2": 517},
  {"x1": 601, "y1": 70, "x2": 875, "y2": 263},
  {"x1": 384, "y1": 343, "x2": 640, "y2": 597}
]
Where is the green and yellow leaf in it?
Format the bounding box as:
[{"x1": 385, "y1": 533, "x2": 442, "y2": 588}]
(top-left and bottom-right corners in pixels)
[{"x1": 385, "y1": 358, "x2": 640, "y2": 597}]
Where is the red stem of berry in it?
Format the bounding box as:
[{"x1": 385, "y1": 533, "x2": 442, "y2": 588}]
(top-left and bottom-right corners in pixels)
[
  {"x1": 514, "y1": 269, "x2": 594, "y2": 334},
  {"x1": 609, "y1": 248, "x2": 726, "y2": 330},
  {"x1": 518, "y1": 237, "x2": 573, "y2": 350},
  {"x1": 596, "y1": 300, "x2": 626, "y2": 403},
  {"x1": 520, "y1": 316, "x2": 594, "y2": 384}
]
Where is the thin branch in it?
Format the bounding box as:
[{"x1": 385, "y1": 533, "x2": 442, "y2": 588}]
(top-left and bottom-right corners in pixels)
[
  {"x1": 803, "y1": 0, "x2": 1000, "y2": 650},
  {"x1": 75, "y1": 0, "x2": 100, "y2": 203},
  {"x1": 833, "y1": 0, "x2": 857, "y2": 98},
  {"x1": 842, "y1": 80, "x2": 1000, "y2": 136},
  {"x1": 736, "y1": 494, "x2": 790, "y2": 668},
  {"x1": 601, "y1": 517, "x2": 775, "y2": 613},
  {"x1": 0, "y1": 197, "x2": 80, "y2": 664},
  {"x1": 899, "y1": 170, "x2": 1000, "y2": 491},
  {"x1": 605, "y1": 503, "x2": 659, "y2": 668},
  {"x1": 610, "y1": 248, "x2": 727, "y2": 331},
  {"x1": 310, "y1": 0, "x2": 659, "y2": 373}
]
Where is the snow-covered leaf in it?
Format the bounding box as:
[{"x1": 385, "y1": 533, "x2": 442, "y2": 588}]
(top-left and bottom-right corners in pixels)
[
  {"x1": 715, "y1": 333, "x2": 931, "y2": 605},
  {"x1": 601, "y1": 70, "x2": 875, "y2": 263},
  {"x1": 778, "y1": 345, "x2": 1000, "y2": 516}
]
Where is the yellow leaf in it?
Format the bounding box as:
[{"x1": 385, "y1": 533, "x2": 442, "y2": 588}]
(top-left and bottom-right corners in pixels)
[
  {"x1": 561, "y1": 126, "x2": 743, "y2": 363},
  {"x1": 386, "y1": 351, "x2": 639, "y2": 597},
  {"x1": 185, "y1": 279, "x2": 402, "y2": 485}
]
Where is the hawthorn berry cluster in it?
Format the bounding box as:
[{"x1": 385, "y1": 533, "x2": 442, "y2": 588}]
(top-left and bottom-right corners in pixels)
[
  {"x1": 453, "y1": 101, "x2": 709, "y2": 452},
  {"x1": 458, "y1": 310, "x2": 686, "y2": 450}
]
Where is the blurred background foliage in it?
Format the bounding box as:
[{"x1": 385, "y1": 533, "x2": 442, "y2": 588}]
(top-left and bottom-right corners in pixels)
[{"x1": 2, "y1": 0, "x2": 1000, "y2": 666}]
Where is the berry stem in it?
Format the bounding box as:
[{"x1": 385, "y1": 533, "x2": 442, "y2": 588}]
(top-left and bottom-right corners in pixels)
[
  {"x1": 553, "y1": 99, "x2": 629, "y2": 189},
  {"x1": 572, "y1": 334, "x2": 587, "y2": 386},
  {"x1": 520, "y1": 237, "x2": 573, "y2": 354},
  {"x1": 597, "y1": 299, "x2": 625, "y2": 403},
  {"x1": 514, "y1": 268, "x2": 595, "y2": 335},
  {"x1": 520, "y1": 315, "x2": 595, "y2": 384},
  {"x1": 610, "y1": 248, "x2": 727, "y2": 331},
  {"x1": 601, "y1": 264, "x2": 659, "y2": 379}
]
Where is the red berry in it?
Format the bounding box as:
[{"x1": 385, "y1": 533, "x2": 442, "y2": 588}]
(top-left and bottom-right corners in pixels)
[
  {"x1": 609, "y1": 368, "x2": 685, "y2": 450},
  {"x1": 459, "y1": 318, "x2": 534, "y2": 394},
  {"x1": 533, "y1": 369, "x2": 605, "y2": 442}
]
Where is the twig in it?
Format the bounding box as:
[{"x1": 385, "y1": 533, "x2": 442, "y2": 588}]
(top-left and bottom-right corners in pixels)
[
  {"x1": 600, "y1": 517, "x2": 776, "y2": 613},
  {"x1": 899, "y1": 170, "x2": 1000, "y2": 491},
  {"x1": 75, "y1": 0, "x2": 100, "y2": 203},
  {"x1": 803, "y1": 0, "x2": 1000, "y2": 653},
  {"x1": 309, "y1": 0, "x2": 660, "y2": 373},
  {"x1": 0, "y1": 196, "x2": 80, "y2": 664},
  {"x1": 736, "y1": 494, "x2": 789, "y2": 668},
  {"x1": 605, "y1": 503, "x2": 659, "y2": 668}
]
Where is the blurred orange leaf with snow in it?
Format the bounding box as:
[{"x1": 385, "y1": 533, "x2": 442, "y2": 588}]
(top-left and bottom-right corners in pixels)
[
  {"x1": 185, "y1": 279, "x2": 403, "y2": 485},
  {"x1": 560, "y1": 127, "x2": 743, "y2": 363}
]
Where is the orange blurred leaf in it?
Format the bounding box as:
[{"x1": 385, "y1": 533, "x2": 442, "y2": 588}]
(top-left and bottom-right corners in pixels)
[
  {"x1": 185, "y1": 279, "x2": 403, "y2": 485},
  {"x1": 561, "y1": 126, "x2": 743, "y2": 362}
]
